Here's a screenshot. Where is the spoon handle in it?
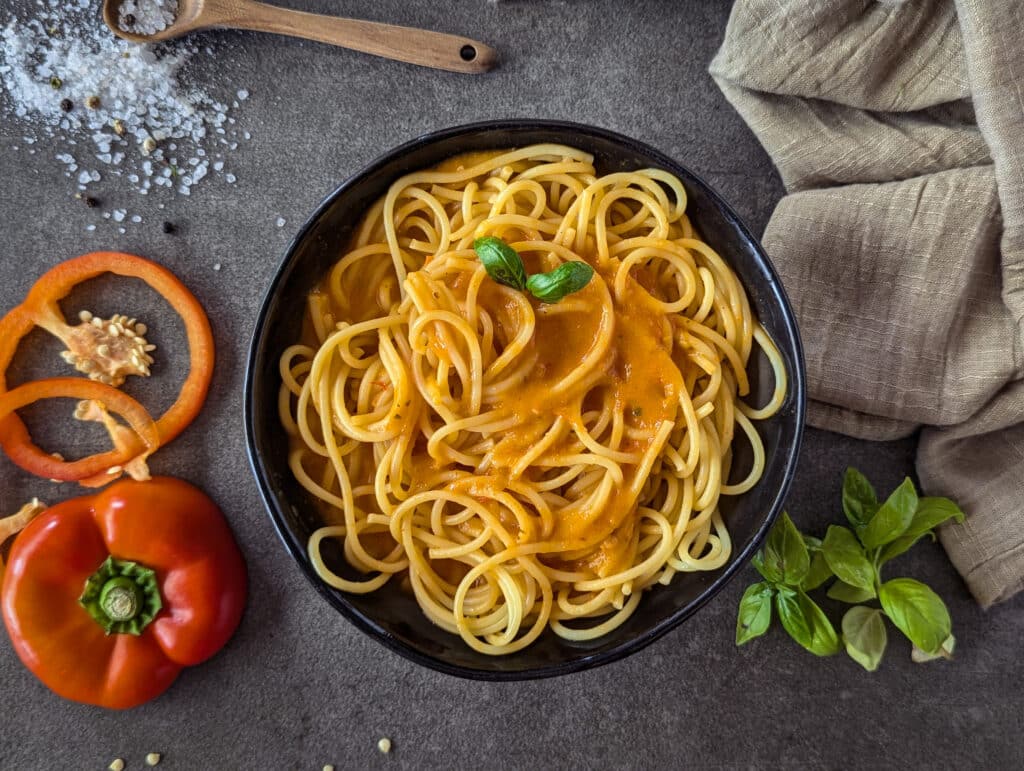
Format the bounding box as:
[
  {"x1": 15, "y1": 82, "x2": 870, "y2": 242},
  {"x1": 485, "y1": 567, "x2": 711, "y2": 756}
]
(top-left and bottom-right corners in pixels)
[{"x1": 213, "y1": 0, "x2": 496, "y2": 74}]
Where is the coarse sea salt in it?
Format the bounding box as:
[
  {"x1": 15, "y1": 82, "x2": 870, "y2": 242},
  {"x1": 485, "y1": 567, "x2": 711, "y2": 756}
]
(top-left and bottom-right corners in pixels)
[
  {"x1": 119, "y1": 0, "x2": 178, "y2": 37},
  {"x1": 0, "y1": 0, "x2": 251, "y2": 229}
]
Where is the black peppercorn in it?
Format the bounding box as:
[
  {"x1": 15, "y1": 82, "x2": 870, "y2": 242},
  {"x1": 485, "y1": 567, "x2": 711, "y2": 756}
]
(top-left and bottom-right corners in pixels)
[
  {"x1": 123, "y1": 13, "x2": 136, "y2": 26},
  {"x1": 84, "y1": 196, "x2": 99, "y2": 208},
  {"x1": 59, "y1": 98, "x2": 73, "y2": 112},
  {"x1": 161, "y1": 221, "x2": 174, "y2": 234}
]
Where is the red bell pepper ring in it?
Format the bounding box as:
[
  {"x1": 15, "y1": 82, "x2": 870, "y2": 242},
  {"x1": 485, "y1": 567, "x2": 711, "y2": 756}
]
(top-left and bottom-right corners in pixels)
[
  {"x1": 1, "y1": 477, "x2": 246, "y2": 709},
  {"x1": 0, "y1": 377, "x2": 160, "y2": 483},
  {"x1": 0, "y1": 251, "x2": 214, "y2": 484}
]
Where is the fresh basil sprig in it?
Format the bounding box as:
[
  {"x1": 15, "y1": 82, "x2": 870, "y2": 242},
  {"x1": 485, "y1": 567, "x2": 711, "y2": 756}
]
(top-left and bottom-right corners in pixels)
[
  {"x1": 472, "y1": 236, "x2": 594, "y2": 303},
  {"x1": 473, "y1": 236, "x2": 528, "y2": 291},
  {"x1": 526, "y1": 262, "x2": 595, "y2": 303},
  {"x1": 736, "y1": 468, "x2": 964, "y2": 671}
]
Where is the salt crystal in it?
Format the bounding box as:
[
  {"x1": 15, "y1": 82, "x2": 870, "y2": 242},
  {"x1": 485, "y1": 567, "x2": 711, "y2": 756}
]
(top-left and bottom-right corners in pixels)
[
  {"x1": 225, "y1": 173, "x2": 236, "y2": 184},
  {"x1": 118, "y1": 227, "x2": 126, "y2": 234},
  {"x1": 1, "y1": 1, "x2": 251, "y2": 198},
  {"x1": 131, "y1": 214, "x2": 142, "y2": 223},
  {"x1": 112, "y1": 209, "x2": 126, "y2": 222},
  {"x1": 86, "y1": 224, "x2": 96, "y2": 231},
  {"x1": 236, "y1": 89, "x2": 248, "y2": 100},
  {"x1": 118, "y1": 1, "x2": 179, "y2": 37},
  {"x1": 276, "y1": 217, "x2": 286, "y2": 228}
]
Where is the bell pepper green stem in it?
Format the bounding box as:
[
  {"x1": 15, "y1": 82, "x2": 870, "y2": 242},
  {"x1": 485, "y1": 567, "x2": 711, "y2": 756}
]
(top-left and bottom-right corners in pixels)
[
  {"x1": 79, "y1": 556, "x2": 162, "y2": 635},
  {"x1": 99, "y1": 576, "x2": 142, "y2": 621}
]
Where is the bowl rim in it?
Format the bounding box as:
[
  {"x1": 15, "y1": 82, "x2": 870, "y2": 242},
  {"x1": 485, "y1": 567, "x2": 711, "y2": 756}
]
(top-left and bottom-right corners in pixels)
[{"x1": 244, "y1": 118, "x2": 806, "y2": 680}]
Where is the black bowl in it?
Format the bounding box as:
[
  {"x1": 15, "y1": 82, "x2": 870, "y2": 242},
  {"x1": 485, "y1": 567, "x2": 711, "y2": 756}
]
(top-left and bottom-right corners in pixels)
[{"x1": 245, "y1": 120, "x2": 806, "y2": 679}]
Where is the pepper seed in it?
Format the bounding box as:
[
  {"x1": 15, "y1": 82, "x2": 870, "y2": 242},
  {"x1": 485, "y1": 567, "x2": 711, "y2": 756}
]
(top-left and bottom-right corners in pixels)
[{"x1": 59, "y1": 98, "x2": 73, "y2": 112}]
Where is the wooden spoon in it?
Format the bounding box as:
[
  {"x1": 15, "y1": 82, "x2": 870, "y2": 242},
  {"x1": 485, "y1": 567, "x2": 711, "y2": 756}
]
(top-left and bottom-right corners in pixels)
[{"x1": 102, "y1": 0, "x2": 497, "y2": 74}]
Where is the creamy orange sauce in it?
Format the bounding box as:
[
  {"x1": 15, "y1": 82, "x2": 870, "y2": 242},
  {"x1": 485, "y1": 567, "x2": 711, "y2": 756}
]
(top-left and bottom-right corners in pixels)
[{"x1": 302, "y1": 149, "x2": 687, "y2": 578}]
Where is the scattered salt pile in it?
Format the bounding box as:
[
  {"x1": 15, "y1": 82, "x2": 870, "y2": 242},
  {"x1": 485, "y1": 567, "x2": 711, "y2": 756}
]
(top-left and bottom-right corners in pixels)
[
  {"x1": 119, "y1": 0, "x2": 179, "y2": 37},
  {"x1": 0, "y1": 0, "x2": 250, "y2": 229}
]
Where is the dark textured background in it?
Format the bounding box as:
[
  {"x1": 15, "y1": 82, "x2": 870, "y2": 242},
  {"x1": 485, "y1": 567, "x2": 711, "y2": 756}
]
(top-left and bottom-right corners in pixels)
[{"x1": 0, "y1": 1, "x2": 1020, "y2": 768}]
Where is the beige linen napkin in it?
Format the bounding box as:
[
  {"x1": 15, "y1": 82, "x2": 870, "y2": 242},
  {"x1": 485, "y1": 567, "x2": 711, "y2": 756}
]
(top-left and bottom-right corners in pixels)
[{"x1": 710, "y1": 0, "x2": 1024, "y2": 606}]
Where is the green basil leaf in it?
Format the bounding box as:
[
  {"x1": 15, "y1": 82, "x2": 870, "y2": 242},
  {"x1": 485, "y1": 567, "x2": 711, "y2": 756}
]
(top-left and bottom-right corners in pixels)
[
  {"x1": 775, "y1": 586, "x2": 811, "y2": 648},
  {"x1": 842, "y1": 467, "x2": 878, "y2": 528},
  {"x1": 473, "y1": 236, "x2": 527, "y2": 291},
  {"x1": 801, "y1": 551, "x2": 833, "y2": 591},
  {"x1": 763, "y1": 512, "x2": 809, "y2": 586},
  {"x1": 800, "y1": 591, "x2": 842, "y2": 656},
  {"x1": 821, "y1": 525, "x2": 876, "y2": 591},
  {"x1": 525, "y1": 261, "x2": 595, "y2": 303},
  {"x1": 750, "y1": 552, "x2": 779, "y2": 584},
  {"x1": 827, "y1": 580, "x2": 876, "y2": 604},
  {"x1": 879, "y1": 578, "x2": 951, "y2": 654},
  {"x1": 876, "y1": 532, "x2": 930, "y2": 567},
  {"x1": 876, "y1": 497, "x2": 962, "y2": 567},
  {"x1": 842, "y1": 606, "x2": 887, "y2": 672},
  {"x1": 903, "y1": 497, "x2": 965, "y2": 540},
  {"x1": 803, "y1": 534, "x2": 823, "y2": 552},
  {"x1": 860, "y1": 477, "x2": 918, "y2": 549},
  {"x1": 776, "y1": 587, "x2": 840, "y2": 656},
  {"x1": 736, "y1": 582, "x2": 774, "y2": 645},
  {"x1": 911, "y1": 633, "x2": 956, "y2": 663}
]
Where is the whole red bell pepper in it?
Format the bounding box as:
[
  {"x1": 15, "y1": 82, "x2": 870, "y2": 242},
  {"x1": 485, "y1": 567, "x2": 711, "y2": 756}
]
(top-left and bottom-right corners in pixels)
[{"x1": 1, "y1": 477, "x2": 246, "y2": 709}]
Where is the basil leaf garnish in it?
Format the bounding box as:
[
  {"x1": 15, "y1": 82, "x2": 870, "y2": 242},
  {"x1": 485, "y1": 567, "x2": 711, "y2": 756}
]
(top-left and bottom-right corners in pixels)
[
  {"x1": 821, "y1": 525, "x2": 876, "y2": 592},
  {"x1": 903, "y1": 497, "x2": 965, "y2": 540},
  {"x1": 842, "y1": 607, "x2": 887, "y2": 672},
  {"x1": 876, "y1": 498, "x2": 963, "y2": 566},
  {"x1": 736, "y1": 582, "x2": 774, "y2": 645},
  {"x1": 911, "y1": 633, "x2": 956, "y2": 663},
  {"x1": 842, "y1": 467, "x2": 878, "y2": 529},
  {"x1": 775, "y1": 586, "x2": 810, "y2": 648},
  {"x1": 827, "y1": 580, "x2": 876, "y2": 604},
  {"x1": 762, "y1": 512, "x2": 809, "y2": 587},
  {"x1": 776, "y1": 587, "x2": 839, "y2": 656},
  {"x1": 860, "y1": 477, "x2": 917, "y2": 549},
  {"x1": 879, "y1": 578, "x2": 951, "y2": 655},
  {"x1": 801, "y1": 550, "x2": 834, "y2": 592},
  {"x1": 473, "y1": 236, "x2": 528, "y2": 291},
  {"x1": 876, "y1": 533, "x2": 929, "y2": 567},
  {"x1": 526, "y1": 261, "x2": 594, "y2": 303}
]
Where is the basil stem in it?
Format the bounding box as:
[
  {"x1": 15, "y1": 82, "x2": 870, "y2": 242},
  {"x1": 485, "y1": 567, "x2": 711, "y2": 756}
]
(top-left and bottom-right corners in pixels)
[
  {"x1": 473, "y1": 236, "x2": 527, "y2": 291},
  {"x1": 526, "y1": 261, "x2": 594, "y2": 303}
]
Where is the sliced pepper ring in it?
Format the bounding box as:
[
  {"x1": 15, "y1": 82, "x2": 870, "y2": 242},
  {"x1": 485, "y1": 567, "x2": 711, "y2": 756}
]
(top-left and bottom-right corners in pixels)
[
  {"x1": 0, "y1": 377, "x2": 160, "y2": 482},
  {"x1": 0, "y1": 252, "x2": 213, "y2": 482}
]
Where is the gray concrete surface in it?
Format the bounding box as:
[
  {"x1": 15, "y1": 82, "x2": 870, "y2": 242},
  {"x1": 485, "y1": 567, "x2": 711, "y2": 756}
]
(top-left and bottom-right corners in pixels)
[{"x1": 1, "y1": 1, "x2": 1021, "y2": 768}]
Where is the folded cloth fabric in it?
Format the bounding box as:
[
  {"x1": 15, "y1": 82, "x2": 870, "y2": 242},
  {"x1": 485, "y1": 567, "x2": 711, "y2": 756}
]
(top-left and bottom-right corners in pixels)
[{"x1": 710, "y1": 0, "x2": 1024, "y2": 606}]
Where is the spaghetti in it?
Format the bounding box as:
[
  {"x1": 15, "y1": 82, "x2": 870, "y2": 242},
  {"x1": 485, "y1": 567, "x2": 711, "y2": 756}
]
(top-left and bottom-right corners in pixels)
[{"x1": 279, "y1": 144, "x2": 787, "y2": 654}]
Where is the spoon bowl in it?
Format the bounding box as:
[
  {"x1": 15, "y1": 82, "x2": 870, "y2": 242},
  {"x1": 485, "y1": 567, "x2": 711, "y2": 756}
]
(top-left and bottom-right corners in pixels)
[
  {"x1": 103, "y1": 0, "x2": 206, "y2": 44},
  {"x1": 102, "y1": 0, "x2": 497, "y2": 74}
]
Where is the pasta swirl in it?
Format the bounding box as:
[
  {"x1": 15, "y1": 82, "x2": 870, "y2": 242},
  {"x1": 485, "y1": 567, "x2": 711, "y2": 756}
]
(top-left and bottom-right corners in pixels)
[{"x1": 279, "y1": 145, "x2": 786, "y2": 654}]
